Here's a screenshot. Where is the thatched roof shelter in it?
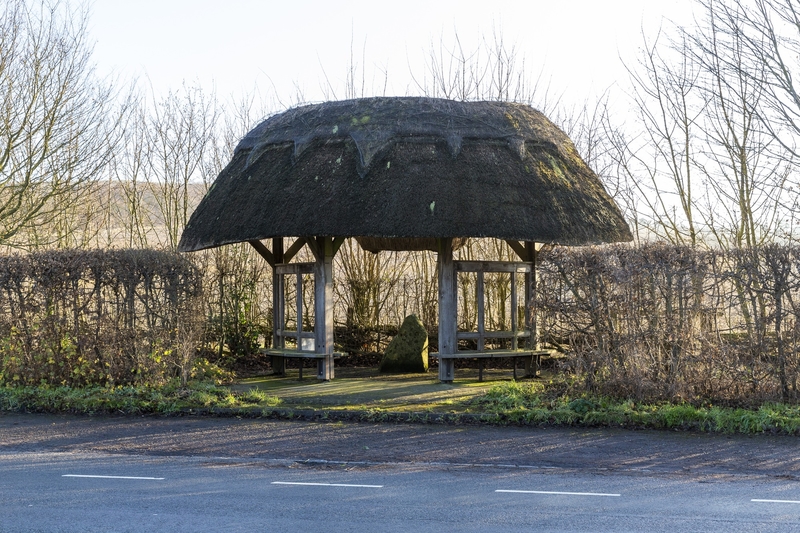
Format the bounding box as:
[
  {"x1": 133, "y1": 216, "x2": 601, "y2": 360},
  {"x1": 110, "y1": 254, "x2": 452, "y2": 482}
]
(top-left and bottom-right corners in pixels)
[
  {"x1": 178, "y1": 97, "x2": 632, "y2": 383},
  {"x1": 178, "y1": 97, "x2": 631, "y2": 253}
]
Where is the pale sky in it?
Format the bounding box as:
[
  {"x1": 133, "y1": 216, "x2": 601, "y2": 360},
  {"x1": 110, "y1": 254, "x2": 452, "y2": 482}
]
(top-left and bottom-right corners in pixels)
[{"x1": 88, "y1": 0, "x2": 698, "y2": 110}]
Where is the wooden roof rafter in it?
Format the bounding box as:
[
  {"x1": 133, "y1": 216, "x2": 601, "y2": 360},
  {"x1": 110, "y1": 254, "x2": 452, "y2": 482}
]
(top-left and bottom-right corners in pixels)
[{"x1": 249, "y1": 235, "x2": 347, "y2": 266}]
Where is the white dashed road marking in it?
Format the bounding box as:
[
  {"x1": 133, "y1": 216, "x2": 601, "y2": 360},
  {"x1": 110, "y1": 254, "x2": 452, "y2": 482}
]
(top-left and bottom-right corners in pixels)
[
  {"x1": 496, "y1": 490, "x2": 621, "y2": 497},
  {"x1": 271, "y1": 482, "x2": 383, "y2": 488},
  {"x1": 62, "y1": 475, "x2": 165, "y2": 480}
]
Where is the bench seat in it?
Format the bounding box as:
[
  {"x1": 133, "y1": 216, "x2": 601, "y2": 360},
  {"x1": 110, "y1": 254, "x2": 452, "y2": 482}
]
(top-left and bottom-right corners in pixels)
[
  {"x1": 437, "y1": 349, "x2": 552, "y2": 359},
  {"x1": 261, "y1": 349, "x2": 344, "y2": 380},
  {"x1": 435, "y1": 349, "x2": 553, "y2": 381},
  {"x1": 262, "y1": 348, "x2": 344, "y2": 359}
]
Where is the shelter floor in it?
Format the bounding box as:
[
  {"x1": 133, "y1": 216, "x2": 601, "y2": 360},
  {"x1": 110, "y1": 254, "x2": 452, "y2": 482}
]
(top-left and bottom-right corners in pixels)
[{"x1": 233, "y1": 367, "x2": 545, "y2": 412}]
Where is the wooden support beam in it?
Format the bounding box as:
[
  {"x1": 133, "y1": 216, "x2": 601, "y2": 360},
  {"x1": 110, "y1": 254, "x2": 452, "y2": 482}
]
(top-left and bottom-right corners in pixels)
[
  {"x1": 437, "y1": 238, "x2": 456, "y2": 382},
  {"x1": 271, "y1": 238, "x2": 285, "y2": 376},
  {"x1": 332, "y1": 236, "x2": 346, "y2": 255},
  {"x1": 511, "y1": 270, "x2": 518, "y2": 350},
  {"x1": 314, "y1": 236, "x2": 335, "y2": 380},
  {"x1": 305, "y1": 236, "x2": 321, "y2": 262},
  {"x1": 505, "y1": 239, "x2": 541, "y2": 262},
  {"x1": 526, "y1": 241, "x2": 537, "y2": 261},
  {"x1": 305, "y1": 236, "x2": 345, "y2": 263},
  {"x1": 275, "y1": 263, "x2": 315, "y2": 275},
  {"x1": 455, "y1": 260, "x2": 531, "y2": 273},
  {"x1": 284, "y1": 237, "x2": 307, "y2": 263},
  {"x1": 274, "y1": 330, "x2": 315, "y2": 339},
  {"x1": 295, "y1": 273, "x2": 303, "y2": 348},
  {"x1": 505, "y1": 240, "x2": 528, "y2": 261},
  {"x1": 524, "y1": 240, "x2": 538, "y2": 377},
  {"x1": 438, "y1": 349, "x2": 550, "y2": 359},
  {"x1": 248, "y1": 240, "x2": 275, "y2": 267},
  {"x1": 457, "y1": 330, "x2": 530, "y2": 340},
  {"x1": 273, "y1": 237, "x2": 284, "y2": 264},
  {"x1": 476, "y1": 271, "x2": 485, "y2": 353}
]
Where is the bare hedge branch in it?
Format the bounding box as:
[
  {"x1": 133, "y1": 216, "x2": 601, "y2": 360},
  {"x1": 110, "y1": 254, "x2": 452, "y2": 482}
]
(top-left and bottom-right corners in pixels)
[
  {"x1": 537, "y1": 243, "x2": 800, "y2": 404},
  {"x1": 0, "y1": 248, "x2": 202, "y2": 386}
]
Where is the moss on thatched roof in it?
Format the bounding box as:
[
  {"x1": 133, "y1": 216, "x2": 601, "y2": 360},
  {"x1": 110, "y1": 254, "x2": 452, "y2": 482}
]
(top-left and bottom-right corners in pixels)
[{"x1": 178, "y1": 97, "x2": 631, "y2": 252}]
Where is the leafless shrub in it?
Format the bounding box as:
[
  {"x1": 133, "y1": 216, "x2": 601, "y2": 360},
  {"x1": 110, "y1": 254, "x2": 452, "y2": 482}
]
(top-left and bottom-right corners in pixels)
[
  {"x1": 0, "y1": 249, "x2": 202, "y2": 386},
  {"x1": 537, "y1": 243, "x2": 800, "y2": 404}
]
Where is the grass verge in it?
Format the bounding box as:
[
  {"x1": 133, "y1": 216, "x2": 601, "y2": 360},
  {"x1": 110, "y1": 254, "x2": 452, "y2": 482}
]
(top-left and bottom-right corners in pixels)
[
  {"x1": 3, "y1": 378, "x2": 800, "y2": 435},
  {"x1": 469, "y1": 381, "x2": 800, "y2": 435},
  {"x1": 0, "y1": 381, "x2": 281, "y2": 415}
]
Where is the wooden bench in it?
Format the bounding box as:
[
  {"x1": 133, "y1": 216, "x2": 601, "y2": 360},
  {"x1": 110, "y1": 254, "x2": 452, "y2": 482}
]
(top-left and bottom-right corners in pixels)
[
  {"x1": 437, "y1": 349, "x2": 553, "y2": 381},
  {"x1": 261, "y1": 349, "x2": 344, "y2": 380}
]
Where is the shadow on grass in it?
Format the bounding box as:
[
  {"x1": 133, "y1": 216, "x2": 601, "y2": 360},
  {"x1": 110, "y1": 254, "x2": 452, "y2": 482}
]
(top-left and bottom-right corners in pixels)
[{"x1": 232, "y1": 366, "x2": 535, "y2": 411}]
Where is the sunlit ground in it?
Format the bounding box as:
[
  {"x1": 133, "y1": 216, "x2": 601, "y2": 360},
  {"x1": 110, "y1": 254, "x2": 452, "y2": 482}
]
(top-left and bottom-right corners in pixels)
[{"x1": 233, "y1": 367, "x2": 550, "y2": 412}]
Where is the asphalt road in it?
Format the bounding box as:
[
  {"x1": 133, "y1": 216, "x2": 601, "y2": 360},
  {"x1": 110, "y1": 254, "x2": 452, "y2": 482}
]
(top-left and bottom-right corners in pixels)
[{"x1": 2, "y1": 413, "x2": 800, "y2": 532}]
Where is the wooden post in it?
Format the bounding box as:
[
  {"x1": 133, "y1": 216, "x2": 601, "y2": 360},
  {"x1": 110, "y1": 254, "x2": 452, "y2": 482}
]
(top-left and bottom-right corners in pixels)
[
  {"x1": 510, "y1": 270, "x2": 518, "y2": 351},
  {"x1": 295, "y1": 273, "x2": 303, "y2": 344},
  {"x1": 314, "y1": 237, "x2": 335, "y2": 381},
  {"x1": 476, "y1": 271, "x2": 485, "y2": 353},
  {"x1": 524, "y1": 241, "x2": 538, "y2": 377},
  {"x1": 529, "y1": 242, "x2": 538, "y2": 350},
  {"x1": 438, "y1": 238, "x2": 456, "y2": 382},
  {"x1": 271, "y1": 238, "x2": 286, "y2": 376}
]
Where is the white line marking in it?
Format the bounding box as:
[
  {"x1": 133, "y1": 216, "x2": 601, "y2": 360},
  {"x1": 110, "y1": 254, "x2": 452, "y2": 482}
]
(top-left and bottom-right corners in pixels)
[
  {"x1": 496, "y1": 490, "x2": 621, "y2": 497},
  {"x1": 271, "y1": 481, "x2": 383, "y2": 488},
  {"x1": 752, "y1": 499, "x2": 800, "y2": 504},
  {"x1": 63, "y1": 475, "x2": 165, "y2": 480}
]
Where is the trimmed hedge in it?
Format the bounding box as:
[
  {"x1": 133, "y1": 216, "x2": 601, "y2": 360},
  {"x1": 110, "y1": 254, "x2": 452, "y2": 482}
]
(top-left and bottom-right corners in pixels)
[{"x1": 0, "y1": 249, "x2": 202, "y2": 386}]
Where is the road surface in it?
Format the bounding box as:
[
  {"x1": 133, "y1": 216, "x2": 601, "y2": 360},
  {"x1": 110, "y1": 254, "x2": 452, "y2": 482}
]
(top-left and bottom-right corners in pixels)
[{"x1": 1, "y1": 412, "x2": 799, "y2": 532}]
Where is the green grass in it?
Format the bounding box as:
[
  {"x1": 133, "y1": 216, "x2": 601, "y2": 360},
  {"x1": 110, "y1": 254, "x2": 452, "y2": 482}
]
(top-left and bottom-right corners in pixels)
[
  {"x1": 0, "y1": 381, "x2": 281, "y2": 415},
  {"x1": 4, "y1": 373, "x2": 800, "y2": 436},
  {"x1": 234, "y1": 368, "x2": 492, "y2": 412},
  {"x1": 468, "y1": 381, "x2": 800, "y2": 434}
]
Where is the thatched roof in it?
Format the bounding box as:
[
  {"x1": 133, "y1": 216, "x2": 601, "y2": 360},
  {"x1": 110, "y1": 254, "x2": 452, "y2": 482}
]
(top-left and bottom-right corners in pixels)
[{"x1": 178, "y1": 97, "x2": 632, "y2": 252}]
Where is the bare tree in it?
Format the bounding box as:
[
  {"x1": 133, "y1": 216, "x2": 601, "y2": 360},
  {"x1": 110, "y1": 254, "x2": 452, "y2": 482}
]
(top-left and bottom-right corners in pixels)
[
  {"x1": 145, "y1": 83, "x2": 219, "y2": 250},
  {"x1": 698, "y1": 0, "x2": 800, "y2": 238},
  {"x1": 613, "y1": 1, "x2": 796, "y2": 248},
  {"x1": 610, "y1": 0, "x2": 799, "y2": 338},
  {"x1": 688, "y1": 0, "x2": 792, "y2": 248},
  {"x1": 613, "y1": 28, "x2": 705, "y2": 246},
  {"x1": 409, "y1": 27, "x2": 562, "y2": 115},
  {"x1": 0, "y1": 0, "x2": 121, "y2": 248},
  {"x1": 110, "y1": 91, "x2": 156, "y2": 248},
  {"x1": 715, "y1": 1, "x2": 800, "y2": 155}
]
